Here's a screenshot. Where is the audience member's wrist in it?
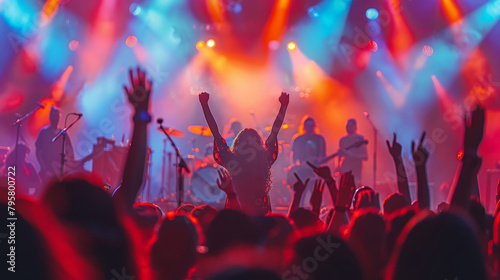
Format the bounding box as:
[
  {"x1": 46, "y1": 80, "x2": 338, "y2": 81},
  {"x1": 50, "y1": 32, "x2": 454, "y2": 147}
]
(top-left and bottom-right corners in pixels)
[
  {"x1": 226, "y1": 192, "x2": 237, "y2": 199},
  {"x1": 133, "y1": 110, "x2": 151, "y2": 123}
]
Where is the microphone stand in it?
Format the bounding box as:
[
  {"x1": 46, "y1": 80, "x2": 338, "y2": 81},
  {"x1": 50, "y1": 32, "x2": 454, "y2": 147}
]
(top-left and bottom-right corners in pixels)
[
  {"x1": 52, "y1": 114, "x2": 82, "y2": 178},
  {"x1": 12, "y1": 104, "x2": 44, "y2": 166},
  {"x1": 158, "y1": 122, "x2": 190, "y2": 207},
  {"x1": 364, "y1": 113, "x2": 378, "y2": 188}
]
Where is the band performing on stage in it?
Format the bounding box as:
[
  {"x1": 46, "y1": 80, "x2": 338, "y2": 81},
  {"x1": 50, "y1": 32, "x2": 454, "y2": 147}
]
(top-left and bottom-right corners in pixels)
[{"x1": 1, "y1": 1, "x2": 499, "y2": 279}]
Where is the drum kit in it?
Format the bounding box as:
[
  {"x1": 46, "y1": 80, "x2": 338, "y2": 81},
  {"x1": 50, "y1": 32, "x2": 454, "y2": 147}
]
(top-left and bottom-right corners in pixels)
[{"x1": 155, "y1": 123, "x2": 296, "y2": 207}]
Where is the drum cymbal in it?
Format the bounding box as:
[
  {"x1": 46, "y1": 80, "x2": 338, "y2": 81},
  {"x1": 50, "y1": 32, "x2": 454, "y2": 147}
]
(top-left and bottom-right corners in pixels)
[
  {"x1": 264, "y1": 123, "x2": 292, "y2": 131},
  {"x1": 158, "y1": 127, "x2": 185, "y2": 137},
  {"x1": 188, "y1": 125, "x2": 213, "y2": 136}
]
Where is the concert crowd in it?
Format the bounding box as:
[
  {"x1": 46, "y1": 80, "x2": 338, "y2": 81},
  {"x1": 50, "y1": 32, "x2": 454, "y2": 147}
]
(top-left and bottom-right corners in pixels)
[{"x1": 0, "y1": 68, "x2": 496, "y2": 280}]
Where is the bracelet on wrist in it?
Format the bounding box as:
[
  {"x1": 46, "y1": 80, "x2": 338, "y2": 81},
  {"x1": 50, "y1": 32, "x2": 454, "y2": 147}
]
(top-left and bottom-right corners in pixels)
[{"x1": 133, "y1": 110, "x2": 152, "y2": 123}]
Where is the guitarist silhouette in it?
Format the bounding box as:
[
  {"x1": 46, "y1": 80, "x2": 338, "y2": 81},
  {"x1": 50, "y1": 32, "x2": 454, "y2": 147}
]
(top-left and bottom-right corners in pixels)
[
  {"x1": 35, "y1": 106, "x2": 75, "y2": 184},
  {"x1": 338, "y1": 118, "x2": 368, "y2": 184}
]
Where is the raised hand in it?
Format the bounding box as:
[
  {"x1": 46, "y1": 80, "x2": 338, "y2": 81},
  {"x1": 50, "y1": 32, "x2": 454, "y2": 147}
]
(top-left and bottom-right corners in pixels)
[
  {"x1": 464, "y1": 104, "x2": 485, "y2": 154},
  {"x1": 411, "y1": 132, "x2": 429, "y2": 166},
  {"x1": 310, "y1": 179, "x2": 325, "y2": 214},
  {"x1": 216, "y1": 168, "x2": 234, "y2": 195},
  {"x1": 123, "y1": 68, "x2": 152, "y2": 112},
  {"x1": 293, "y1": 173, "x2": 310, "y2": 194},
  {"x1": 279, "y1": 92, "x2": 289, "y2": 107},
  {"x1": 386, "y1": 132, "x2": 402, "y2": 159},
  {"x1": 337, "y1": 172, "x2": 356, "y2": 210},
  {"x1": 199, "y1": 92, "x2": 210, "y2": 105},
  {"x1": 307, "y1": 161, "x2": 333, "y2": 180}
]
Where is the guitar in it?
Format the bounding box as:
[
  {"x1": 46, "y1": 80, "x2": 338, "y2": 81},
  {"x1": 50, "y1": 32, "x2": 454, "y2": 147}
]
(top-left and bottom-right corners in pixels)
[
  {"x1": 39, "y1": 140, "x2": 108, "y2": 183},
  {"x1": 286, "y1": 139, "x2": 368, "y2": 186}
]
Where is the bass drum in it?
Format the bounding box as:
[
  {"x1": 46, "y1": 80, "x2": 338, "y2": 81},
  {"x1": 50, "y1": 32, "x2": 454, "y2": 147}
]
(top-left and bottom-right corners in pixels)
[{"x1": 190, "y1": 166, "x2": 225, "y2": 203}]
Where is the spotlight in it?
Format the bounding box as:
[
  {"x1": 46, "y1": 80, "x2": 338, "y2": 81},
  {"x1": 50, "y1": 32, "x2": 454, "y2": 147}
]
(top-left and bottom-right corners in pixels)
[
  {"x1": 129, "y1": 3, "x2": 141, "y2": 16},
  {"x1": 367, "y1": 40, "x2": 378, "y2": 52},
  {"x1": 196, "y1": 41, "x2": 205, "y2": 50},
  {"x1": 68, "y1": 40, "x2": 79, "y2": 51},
  {"x1": 206, "y1": 39, "x2": 215, "y2": 48},
  {"x1": 126, "y1": 36, "x2": 137, "y2": 47},
  {"x1": 287, "y1": 42, "x2": 296, "y2": 51},
  {"x1": 366, "y1": 8, "x2": 379, "y2": 20},
  {"x1": 227, "y1": 2, "x2": 242, "y2": 14},
  {"x1": 307, "y1": 6, "x2": 319, "y2": 18},
  {"x1": 423, "y1": 45, "x2": 434, "y2": 56}
]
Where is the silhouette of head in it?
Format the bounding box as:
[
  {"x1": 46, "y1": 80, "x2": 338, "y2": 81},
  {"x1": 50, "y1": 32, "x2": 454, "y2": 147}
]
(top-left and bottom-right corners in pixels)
[
  {"x1": 383, "y1": 193, "x2": 410, "y2": 216},
  {"x1": 49, "y1": 106, "x2": 60, "y2": 127},
  {"x1": 346, "y1": 119, "x2": 357, "y2": 135},
  {"x1": 151, "y1": 214, "x2": 198, "y2": 280},
  {"x1": 292, "y1": 233, "x2": 363, "y2": 280},
  {"x1": 304, "y1": 117, "x2": 316, "y2": 134},
  {"x1": 387, "y1": 211, "x2": 486, "y2": 280},
  {"x1": 232, "y1": 128, "x2": 264, "y2": 153},
  {"x1": 205, "y1": 210, "x2": 259, "y2": 255},
  {"x1": 229, "y1": 119, "x2": 243, "y2": 135}
]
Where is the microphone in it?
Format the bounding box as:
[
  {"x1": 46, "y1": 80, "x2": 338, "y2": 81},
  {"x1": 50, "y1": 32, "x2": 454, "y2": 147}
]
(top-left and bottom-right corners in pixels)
[
  {"x1": 37, "y1": 102, "x2": 45, "y2": 109},
  {"x1": 71, "y1": 113, "x2": 83, "y2": 117},
  {"x1": 157, "y1": 118, "x2": 164, "y2": 125}
]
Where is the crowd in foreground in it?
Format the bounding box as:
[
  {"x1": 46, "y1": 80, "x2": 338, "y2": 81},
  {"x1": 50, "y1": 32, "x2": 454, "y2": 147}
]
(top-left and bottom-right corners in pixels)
[{"x1": 1, "y1": 68, "x2": 497, "y2": 280}]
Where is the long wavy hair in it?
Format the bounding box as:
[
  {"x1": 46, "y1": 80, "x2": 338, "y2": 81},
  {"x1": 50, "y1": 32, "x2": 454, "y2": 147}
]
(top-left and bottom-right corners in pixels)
[
  {"x1": 297, "y1": 115, "x2": 320, "y2": 135},
  {"x1": 230, "y1": 128, "x2": 272, "y2": 197}
]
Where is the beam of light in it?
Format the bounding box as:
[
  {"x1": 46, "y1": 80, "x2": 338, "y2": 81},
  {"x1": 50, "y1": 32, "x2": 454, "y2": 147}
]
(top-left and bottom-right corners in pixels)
[
  {"x1": 431, "y1": 75, "x2": 456, "y2": 113},
  {"x1": 206, "y1": 0, "x2": 225, "y2": 23},
  {"x1": 287, "y1": 42, "x2": 296, "y2": 51},
  {"x1": 41, "y1": 0, "x2": 62, "y2": 25},
  {"x1": 1, "y1": 1, "x2": 37, "y2": 31},
  {"x1": 405, "y1": 0, "x2": 500, "y2": 106},
  {"x1": 386, "y1": 0, "x2": 414, "y2": 58},
  {"x1": 376, "y1": 70, "x2": 406, "y2": 108},
  {"x1": 51, "y1": 65, "x2": 73, "y2": 101},
  {"x1": 287, "y1": 0, "x2": 352, "y2": 75},
  {"x1": 78, "y1": 0, "x2": 118, "y2": 83},
  {"x1": 441, "y1": 0, "x2": 462, "y2": 23},
  {"x1": 263, "y1": 0, "x2": 291, "y2": 44}
]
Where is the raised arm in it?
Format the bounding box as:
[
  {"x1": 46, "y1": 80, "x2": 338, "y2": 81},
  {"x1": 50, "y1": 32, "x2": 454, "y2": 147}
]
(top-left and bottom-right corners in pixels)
[
  {"x1": 288, "y1": 173, "x2": 309, "y2": 217},
  {"x1": 411, "y1": 132, "x2": 430, "y2": 210},
  {"x1": 386, "y1": 133, "x2": 411, "y2": 204},
  {"x1": 450, "y1": 105, "x2": 485, "y2": 209},
  {"x1": 310, "y1": 179, "x2": 325, "y2": 216},
  {"x1": 266, "y1": 92, "x2": 289, "y2": 145},
  {"x1": 308, "y1": 162, "x2": 337, "y2": 207},
  {"x1": 216, "y1": 168, "x2": 241, "y2": 211},
  {"x1": 114, "y1": 68, "x2": 152, "y2": 211},
  {"x1": 199, "y1": 92, "x2": 223, "y2": 141},
  {"x1": 327, "y1": 172, "x2": 355, "y2": 234}
]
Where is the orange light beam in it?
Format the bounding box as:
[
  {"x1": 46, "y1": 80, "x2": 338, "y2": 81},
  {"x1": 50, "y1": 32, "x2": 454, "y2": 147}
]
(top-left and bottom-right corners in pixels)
[
  {"x1": 441, "y1": 0, "x2": 462, "y2": 23},
  {"x1": 51, "y1": 65, "x2": 73, "y2": 101},
  {"x1": 263, "y1": 0, "x2": 291, "y2": 43},
  {"x1": 41, "y1": 0, "x2": 62, "y2": 24},
  {"x1": 387, "y1": 0, "x2": 414, "y2": 56},
  {"x1": 206, "y1": 0, "x2": 225, "y2": 23}
]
